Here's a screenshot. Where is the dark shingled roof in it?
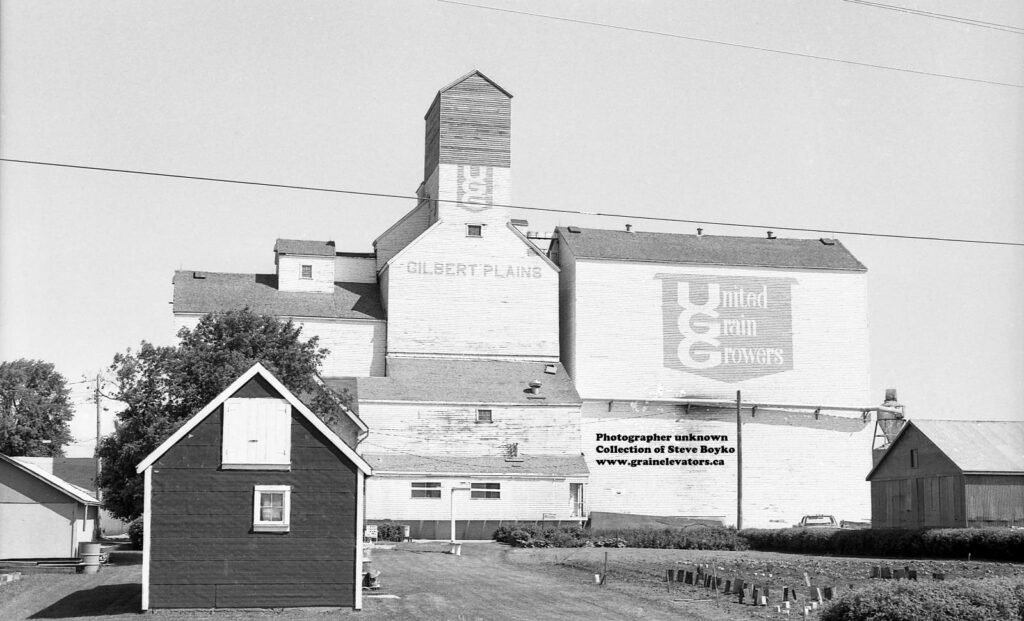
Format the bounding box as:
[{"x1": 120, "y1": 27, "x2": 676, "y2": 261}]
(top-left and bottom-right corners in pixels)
[
  {"x1": 556, "y1": 227, "x2": 866, "y2": 271},
  {"x1": 353, "y1": 358, "x2": 580, "y2": 404},
  {"x1": 274, "y1": 239, "x2": 336, "y2": 257},
  {"x1": 362, "y1": 453, "x2": 589, "y2": 477},
  {"x1": 173, "y1": 271, "x2": 385, "y2": 320}
]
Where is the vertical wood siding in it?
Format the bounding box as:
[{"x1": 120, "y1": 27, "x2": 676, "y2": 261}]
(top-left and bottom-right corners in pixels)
[
  {"x1": 965, "y1": 475, "x2": 1024, "y2": 527},
  {"x1": 581, "y1": 401, "x2": 874, "y2": 528},
  {"x1": 358, "y1": 403, "x2": 581, "y2": 457},
  {"x1": 277, "y1": 256, "x2": 334, "y2": 293},
  {"x1": 566, "y1": 259, "x2": 870, "y2": 405},
  {"x1": 385, "y1": 220, "x2": 558, "y2": 360},
  {"x1": 871, "y1": 475, "x2": 966, "y2": 528},
  {"x1": 148, "y1": 379, "x2": 359, "y2": 609}
]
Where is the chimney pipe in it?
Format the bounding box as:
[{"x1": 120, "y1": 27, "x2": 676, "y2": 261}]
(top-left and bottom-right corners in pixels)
[
  {"x1": 767, "y1": 231, "x2": 776, "y2": 239},
  {"x1": 697, "y1": 228, "x2": 703, "y2": 236},
  {"x1": 529, "y1": 380, "x2": 542, "y2": 395},
  {"x1": 625, "y1": 224, "x2": 633, "y2": 233}
]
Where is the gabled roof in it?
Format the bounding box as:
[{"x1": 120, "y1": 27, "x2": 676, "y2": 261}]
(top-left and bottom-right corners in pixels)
[
  {"x1": 172, "y1": 271, "x2": 385, "y2": 321},
  {"x1": 274, "y1": 239, "x2": 336, "y2": 257},
  {"x1": 351, "y1": 358, "x2": 581, "y2": 405},
  {"x1": 439, "y1": 69, "x2": 513, "y2": 99},
  {"x1": 556, "y1": 227, "x2": 867, "y2": 272},
  {"x1": 362, "y1": 453, "x2": 588, "y2": 477},
  {"x1": 137, "y1": 363, "x2": 372, "y2": 474},
  {"x1": 1, "y1": 454, "x2": 99, "y2": 505},
  {"x1": 866, "y1": 420, "x2": 1024, "y2": 479}
]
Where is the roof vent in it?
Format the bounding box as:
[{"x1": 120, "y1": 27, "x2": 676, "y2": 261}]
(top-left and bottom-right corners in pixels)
[
  {"x1": 766, "y1": 231, "x2": 776, "y2": 240},
  {"x1": 192, "y1": 271, "x2": 206, "y2": 279},
  {"x1": 528, "y1": 380, "x2": 542, "y2": 395},
  {"x1": 884, "y1": 388, "x2": 898, "y2": 402},
  {"x1": 697, "y1": 228, "x2": 703, "y2": 236},
  {"x1": 567, "y1": 226, "x2": 582, "y2": 234},
  {"x1": 819, "y1": 238, "x2": 836, "y2": 246},
  {"x1": 625, "y1": 224, "x2": 633, "y2": 233},
  {"x1": 544, "y1": 364, "x2": 557, "y2": 375}
]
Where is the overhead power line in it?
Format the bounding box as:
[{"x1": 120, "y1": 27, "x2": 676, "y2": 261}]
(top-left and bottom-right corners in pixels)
[
  {"x1": 2, "y1": 157, "x2": 1021, "y2": 247},
  {"x1": 840, "y1": 0, "x2": 1024, "y2": 34},
  {"x1": 436, "y1": 0, "x2": 1022, "y2": 88}
]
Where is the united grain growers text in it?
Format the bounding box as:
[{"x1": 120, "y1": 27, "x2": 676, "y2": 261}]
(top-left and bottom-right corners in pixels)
[{"x1": 594, "y1": 432, "x2": 734, "y2": 467}]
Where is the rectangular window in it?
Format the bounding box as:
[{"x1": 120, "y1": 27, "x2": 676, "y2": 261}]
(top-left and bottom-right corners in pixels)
[
  {"x1": 222, "y1": 398, "x2": 292, "y2": 469},
  {"x1": 471, "y1": 482, "x2": 500, "y2": 499},
  {"x1": 411, "y1": 482, "x2": 441, "y2": 499},
  {"x1": 253, "y1": 485, "x2": 291, "y2": 532},
  {"x1": 910, "y1": 449, "x2": 919, "y2": 468},
  {"x1": 467, "y1": 224, "x2": 483, "y2": 237},
  {"x1": 476, "y1": 409, "x2": 493, "y2": 423},
  {"x1": 301, "y1": 264, "x2": 313, "y2": 279}
]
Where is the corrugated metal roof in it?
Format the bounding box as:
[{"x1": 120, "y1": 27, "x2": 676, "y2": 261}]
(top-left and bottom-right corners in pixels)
[
  {"x1": 352, "y1": 358, "x2": 581, "y2": 404},
  {"x1": 362, "y1": 453, "x2": 588, "y2": 477},
  {"x1": 910, "y1": 420, "x2": 1024, "y2": 473},
  {"x1": 273, "y1": 239, "x2": 336, "y2": 257},
  {"x1": 173, "y1": 271, "x2": 385, "y2": 321},
  {"x1": 556, "y1": 227, "x2": 867, "y2": 271},
  {"x1": 3, "y1": 455, "x2": 99, "y2": 505}
]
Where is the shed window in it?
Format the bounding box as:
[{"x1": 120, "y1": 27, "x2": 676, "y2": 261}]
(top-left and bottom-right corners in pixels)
[
  {"x1": 301, "y1": 264, "x2": 313, "y2": 279},
  {"x1": 253, "y1": 485, "x2": 290, "y2": 532},
  {"x1": 471, "y1": 482, "x2": 500, "y2": 499},
  {"x1": 476, "y1": 409, "x2": 493, "y2": 423},
  {"x1": 222, "y1": 398, "x2": 291, "y2": 469},
  {"x1": 467, "y1": 224, "x2": 483, "y2": 237},
  {"x1": 411, "y1": 482, "x2": 441, "y2": 499},
  {"x1": 910, "y1": 449, "x2": 919, "y2": 469}
]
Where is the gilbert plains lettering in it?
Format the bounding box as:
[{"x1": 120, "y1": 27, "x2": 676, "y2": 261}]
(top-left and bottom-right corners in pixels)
[
  {"x1": 656, "y1": 274, "x2": 797, "y2": 382},
  {"x1": 406, "y1": 262, "x2": 543, "y2": 278}
]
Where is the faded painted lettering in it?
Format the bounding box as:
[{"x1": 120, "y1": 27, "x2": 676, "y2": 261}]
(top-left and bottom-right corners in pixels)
[{"x1": 406, "y1": 261, "x2": 542, "y2": 278}]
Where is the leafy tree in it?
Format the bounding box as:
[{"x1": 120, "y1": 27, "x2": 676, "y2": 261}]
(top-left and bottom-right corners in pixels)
[
  {"x1": 0, "y1": 359, "x2": 75, "y2": 456},
  {"x1": 97, "y1": 309, "x2": 349, "y2": 521}
]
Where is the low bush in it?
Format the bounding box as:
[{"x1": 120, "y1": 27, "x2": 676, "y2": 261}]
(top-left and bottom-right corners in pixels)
[
  {"x1": 374, "y1": 521, "x2": 407, "y2": 542},
  {"x1": 128, "y1": 519, "x2": 144, "y2": 550},
  {"x1": 821, "y1": 577, "x2": 1024, "y2": 621},
  {"x1": 740, "y1": 527, "x2": 1024, "y2": 561},
  {"x1": 493, "y1": 524, "x2": 746, "y2": 550}
]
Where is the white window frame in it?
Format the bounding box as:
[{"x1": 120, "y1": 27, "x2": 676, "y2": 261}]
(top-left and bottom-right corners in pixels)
[
  {"x1": 253, "y1": 485, "x2": 291, "y2": 533},
  {"x1": 300, "y1": 264, "x2": 313, "y2": 279},
  {"x1": 411, "y1": 482, "x2": 442, "y2": 499},
  {"x1": 471, "y1": 482, "x2": 500, "y2": 500}
]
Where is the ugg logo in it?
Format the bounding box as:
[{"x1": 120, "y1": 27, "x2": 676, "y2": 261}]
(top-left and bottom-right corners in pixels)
[{"x1": 656, "y1": 274, "x2": 796, "y2": 382}]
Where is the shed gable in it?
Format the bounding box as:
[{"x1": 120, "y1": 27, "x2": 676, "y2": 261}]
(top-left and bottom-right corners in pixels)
[{"x1": 869, "y1": 424, "x2": 961, "y2": 481}]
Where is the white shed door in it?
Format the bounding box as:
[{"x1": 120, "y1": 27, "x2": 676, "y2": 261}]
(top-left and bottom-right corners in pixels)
[{"x1": 222, "y1": 398, "x2": 292, "y2": 467}]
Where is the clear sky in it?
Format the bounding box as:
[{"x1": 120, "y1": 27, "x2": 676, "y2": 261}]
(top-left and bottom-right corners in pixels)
[{"x1": 1, "y1": 1, "x2": 1022, "y2": 457}]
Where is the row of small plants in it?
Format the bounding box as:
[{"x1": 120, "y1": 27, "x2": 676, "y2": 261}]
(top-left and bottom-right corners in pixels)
[
  {"x1": 739, "y1": 527, "x2": 1024, "y2": 561},
  {"x1": 821, "y1": 577, "x2": 1024, "y2": 621},
  {"x1": 493, "y1": 524, "x2": 748, "y2": 550}
]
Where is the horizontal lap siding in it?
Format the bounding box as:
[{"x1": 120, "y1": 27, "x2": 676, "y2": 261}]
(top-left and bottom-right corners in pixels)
[
  {"x1": 150, "y1": 393, "x2": 358, "y2": 609},
  {"x1": 366, "y1": 476, "x2": 574, "y2": 521}
]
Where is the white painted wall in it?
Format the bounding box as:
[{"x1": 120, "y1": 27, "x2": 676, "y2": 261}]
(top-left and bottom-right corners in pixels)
[
  {"x1": 334, "y1": 256, "x2": 376, "y2": 283},
  {"x1": 176, "y1": 315, "x2": 386, "y2": 377},
  {"x1": 366, "y1": 476, "x2": 585, "y2": 521},
  {"x1": 385, "y1": 220, "x2": 559, "y2": 360},
  {"x1": 581, "y1": 400, "x2": 874, "y2": 528},
  {"x1": 277, "y1": 255, "x2": 335, "y2": 293},
  {"x1": 375, "y1": 201, "x2": 432, "y2": 272},
  {"x1": 358, "y1": 402, "x2": 581, "y2": 456},
  {"x1": 567, "y1": 259, "x2": 870, "y2": 405}
]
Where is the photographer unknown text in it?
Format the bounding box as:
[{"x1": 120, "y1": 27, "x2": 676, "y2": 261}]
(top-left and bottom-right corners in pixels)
[{"x1": 594, "y1": 433, "x2": 734, "y2": 467}]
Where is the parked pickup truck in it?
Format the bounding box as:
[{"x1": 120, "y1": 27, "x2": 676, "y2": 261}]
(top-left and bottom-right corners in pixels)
[{"x1": 794, "y1": 514, "x2": 839, "y2": 528}]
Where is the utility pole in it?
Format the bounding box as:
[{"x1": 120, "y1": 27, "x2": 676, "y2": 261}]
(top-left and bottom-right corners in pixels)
[
  {"x1": 736, "y1": 390, "x2": 743, "y2": 530},
  {"x1": 95, "y1": 374, "x2": 102, "y2": 497}
]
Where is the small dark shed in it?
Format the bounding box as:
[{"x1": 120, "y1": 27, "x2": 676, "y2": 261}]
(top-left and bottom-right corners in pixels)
[
  {"x1": 866, "y1": 420, "x2": 1024, "y2": 528},
  {"x1": 136, "y1": 363, "x2": 372, "y2": 610}
]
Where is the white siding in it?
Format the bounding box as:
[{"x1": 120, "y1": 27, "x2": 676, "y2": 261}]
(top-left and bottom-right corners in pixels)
[
  {"x1": 385, "y1": 220, "x2": 559, "y2": 360},
  {"x1": 375, "y1": 201, "x2": 432, "y2": 272},
  {"x1": 277, "y1": 255, "x2": 334, "y2": 293},
  {"x1": 568, "y1": 259, "x2": 870, "y2": 405},
  {"x1": 581, "y1": 400, "x2": 873, "y2": 528},
  {"x1": 175, "y1": 315, "x2": 386, "y2": 378},
  {"x1": 433, "y1": 163, "x2": 511, "y2": 223},
  {"x1": 358, "y1": 403, "x2": 581, "y2": 456},
  {"x1": 366, "y1": 476, "x2": 584, "y2": 522},
  {"x1": 334, "y1": 256, "x2": 376, "y2": 283}
]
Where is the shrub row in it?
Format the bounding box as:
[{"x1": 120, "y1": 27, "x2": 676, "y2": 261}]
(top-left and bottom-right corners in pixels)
[
  {"x1": 128, "y1": 519, "x2": 144, "y2": 550},
  {"x1": 493, "y1": 524, "x2": 747, "y2": 550},
  {"x1": 821, "y1": 577, "x2": 1024, "y2": 621},
  {"x1": 739, "y1": 527, "x2": 1024, "y2": 561},
  {"x1": 372, "y1": 521, "x2": 408, "y2": 542}
]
